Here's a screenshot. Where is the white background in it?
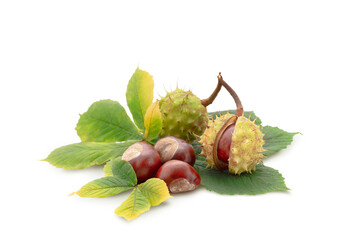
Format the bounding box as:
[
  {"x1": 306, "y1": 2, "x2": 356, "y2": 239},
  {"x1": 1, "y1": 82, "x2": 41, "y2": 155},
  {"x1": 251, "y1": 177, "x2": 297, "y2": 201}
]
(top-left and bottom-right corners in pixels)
[{"x1": 1, "y1": 0, "x2": 359, "y2": 239}]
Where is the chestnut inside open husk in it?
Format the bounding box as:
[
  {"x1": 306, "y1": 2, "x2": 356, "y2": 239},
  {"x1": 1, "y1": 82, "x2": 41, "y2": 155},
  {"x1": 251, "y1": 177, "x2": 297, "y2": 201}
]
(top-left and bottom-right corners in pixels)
[{"x1": 199, "y1": 73, "x2": 265, "y2": 175}]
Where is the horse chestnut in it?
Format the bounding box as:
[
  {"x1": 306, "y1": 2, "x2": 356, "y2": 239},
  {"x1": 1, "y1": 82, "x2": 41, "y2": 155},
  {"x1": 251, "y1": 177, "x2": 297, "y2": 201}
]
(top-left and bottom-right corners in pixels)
[
  {"x1": 122, "y1": 142, "x2": 162, "y2": 183},
  {"x1": 155, "y1": 160, "x2": 201, "y2": 193},
  {"x1": 154, "y1": 136, "x2": 196, "y2": 166},
  {"x1": 199, "y1": 73, "x2": 265, "y2": 174},
  {"x1": 217, "y1": 124, "x2": 235, "y2": 163}
]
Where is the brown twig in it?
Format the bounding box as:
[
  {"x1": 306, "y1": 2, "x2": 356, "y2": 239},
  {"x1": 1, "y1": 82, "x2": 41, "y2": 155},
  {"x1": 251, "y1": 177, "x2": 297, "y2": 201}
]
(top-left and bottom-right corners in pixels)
[
  {"x1": 201, "y1": 76, "x2": 222, "y2": 107},
  {"x1": 217, "y1": 72, "x2": 244, "y2": 116}
]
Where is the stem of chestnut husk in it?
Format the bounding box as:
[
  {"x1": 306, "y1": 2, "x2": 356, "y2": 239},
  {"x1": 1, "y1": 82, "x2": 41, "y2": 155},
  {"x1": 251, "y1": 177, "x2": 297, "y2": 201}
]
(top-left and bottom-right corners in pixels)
[
  {"x1": 201, "y1": 77, "x2": 222, "y2": 107},
  {"x1": 217, "y1": 72, "x2": 244, "y2": 116}
]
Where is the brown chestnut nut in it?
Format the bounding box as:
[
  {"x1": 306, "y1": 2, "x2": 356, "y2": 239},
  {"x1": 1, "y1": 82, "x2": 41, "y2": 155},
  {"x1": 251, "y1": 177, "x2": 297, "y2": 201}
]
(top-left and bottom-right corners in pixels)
[
  {"x1": 122, "y1": 142, "x2": 162, "y2": 183},
  {"x1": 217, "y1": 124, "x2": 235, "y2": 163},
  {"x1": 155, "y1": 160, "x2": 201, "y2": 193},
  {"x1": 154, "y1": 136, "x2": 196, "y2": 166}
]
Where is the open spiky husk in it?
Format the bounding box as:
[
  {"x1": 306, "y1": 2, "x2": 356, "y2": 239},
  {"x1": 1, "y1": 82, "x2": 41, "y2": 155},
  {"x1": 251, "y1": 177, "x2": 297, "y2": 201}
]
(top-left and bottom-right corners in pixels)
[{"x1": 199, "y1": 113, "x2": 265, "y2": 175}]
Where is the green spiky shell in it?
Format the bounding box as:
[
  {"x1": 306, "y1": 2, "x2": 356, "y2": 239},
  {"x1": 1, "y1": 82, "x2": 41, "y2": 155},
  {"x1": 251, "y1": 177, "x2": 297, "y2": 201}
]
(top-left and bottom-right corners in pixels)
[
  {"x1": 159, "y1": 88, "x2": 207, "y2": 142},
  {"x1": 199, "y1": 113, "x2": 265, "y2": 175},
  {"x1": 228, "y1": 115, "x2": 265, "y2": 174}
]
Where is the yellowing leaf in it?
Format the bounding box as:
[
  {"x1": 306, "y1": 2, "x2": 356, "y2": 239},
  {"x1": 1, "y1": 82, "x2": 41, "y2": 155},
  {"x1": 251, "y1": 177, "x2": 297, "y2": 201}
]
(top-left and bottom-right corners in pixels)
[
  {"x1": 103, "y1": 160, "x2": 113, "y2": 176},
  {"x1": 72, "y1": 160, "x2": 137, "y2": 198},
  {"x1": 43, "y1": 141, "x2": 137, "y2": 170},
  {"x1": 114, "y1": 188, "x2": 151, "y2": 220},
  {"x1": 72, "y1": 176, "x2": 134, "y2": 198},
  {"x1": 126, "y1": 68, "x2": 154, "y2": 132},
  {"x1": 138, "y1": 178, "x2": 172, "y2": 206},
  {"x1": 114, "y1": 178, "x2": 172, "y2": 220},
  {"x1": 143, "y1": 100, "x2": 162, "y2": 141}
]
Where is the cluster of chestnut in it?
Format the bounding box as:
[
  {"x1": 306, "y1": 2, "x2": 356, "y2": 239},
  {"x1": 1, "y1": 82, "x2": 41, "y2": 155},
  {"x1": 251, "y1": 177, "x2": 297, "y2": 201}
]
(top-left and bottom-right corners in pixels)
[{"x1": 121, "y1": 136, "x2": 201, "y2": 193}]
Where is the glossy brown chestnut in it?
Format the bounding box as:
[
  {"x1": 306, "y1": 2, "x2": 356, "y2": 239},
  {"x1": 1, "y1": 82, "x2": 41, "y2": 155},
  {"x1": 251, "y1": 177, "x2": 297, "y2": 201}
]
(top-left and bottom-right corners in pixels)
[
  {"x1": 217, "y1": 124, "x2": 235, "y2": 163},
  {"x1": 155, "y1": 160, "x2": 201, "y2": 193},
  {"x1": 154, "y1": 136, "x2": 196, "y2": 166},
  {"x1": 122, "y1": 142, "x2": 162, "y2": 183}
]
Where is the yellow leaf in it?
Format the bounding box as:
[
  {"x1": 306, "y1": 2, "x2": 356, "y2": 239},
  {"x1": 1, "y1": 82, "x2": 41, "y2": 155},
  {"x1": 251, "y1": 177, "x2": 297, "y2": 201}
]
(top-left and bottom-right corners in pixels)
[
  {"x1": 103, "y1": 160, "x2": 113, "y2": 176},
  {"x1": 126, "y1": 68, "x2": 154, "y2": 132},
  {"x1": 114, "y1": 178, "x2": 172, "y2": 220},
  {"x1": 138, "y1": 178, "x2": 173, "y2": 206},
  {"x1": 114, "y1": 188, "x2": 151, "y2": 220},
  {"x1": 143, "y1": 100, "x2": 162, "y2": 141}
]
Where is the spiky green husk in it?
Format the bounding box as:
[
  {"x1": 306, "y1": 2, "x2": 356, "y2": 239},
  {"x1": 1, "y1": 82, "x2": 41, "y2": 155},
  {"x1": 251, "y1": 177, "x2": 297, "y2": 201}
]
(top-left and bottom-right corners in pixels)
[
  {"x1": 228, "y1": 115, "x2": 265, "y2": 174},
  {"x1": 159, "y1": 88, "x2": 207, "y2": 142},
  {"x1": 199, "y1": 113, "x2": 265, "y2": 175}
]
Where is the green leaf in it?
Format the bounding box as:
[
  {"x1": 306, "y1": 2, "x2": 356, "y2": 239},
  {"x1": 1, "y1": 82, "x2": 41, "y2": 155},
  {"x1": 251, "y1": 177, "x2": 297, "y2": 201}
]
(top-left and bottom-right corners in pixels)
[
  {"x1": 76, "y1": 99, "x2": 143, "y2": 142},
  {"x1": 191, "y1": 141, "x2": 203, "y2": 155},
  {"x1": 72, "y1": 160, "x2": 137, "y2": 198},
  {"x1": 262, "y1": 126, "x2": 300, "y2": 157},
  {"x1": 43, "y1": 140, "x2": 137, "y2": 169},
  {"x1": 208, "y1": 110, "x2": 262, "y2": 125},
  {"x1": 126, "y1": 68, "x2": 154, "y2": 132},
  {"x1": 71, "y1": 176, "x2": 134, "y2": 198},
  {"x1": 137, "y1": 178, "x2": 172, "y2": 206},
  {"x1": 111, "y1": 159, "x2": 137, "y2": 186},
  {"x1": 114, "y1": 187, "x2": 151, "y2": 221},
  {"x1": 143, "y1": 100, "x2": 162, "y2": 141},
  {"x1": 194, "y1": 157, "x2": 289, "y2": 195}
]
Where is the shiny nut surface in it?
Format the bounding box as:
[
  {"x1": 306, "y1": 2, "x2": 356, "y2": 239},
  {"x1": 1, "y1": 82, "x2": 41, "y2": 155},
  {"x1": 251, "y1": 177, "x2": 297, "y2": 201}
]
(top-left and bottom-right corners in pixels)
[
  {"x1": 154, "y1": 136, "x2": 195, "y2": 165},
  {"x1": 155, "y1": 160, "x2": 201, "y2": 193},
  {"x1": 122, "y1": 142, "x2": 162, "y2": 183}
]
